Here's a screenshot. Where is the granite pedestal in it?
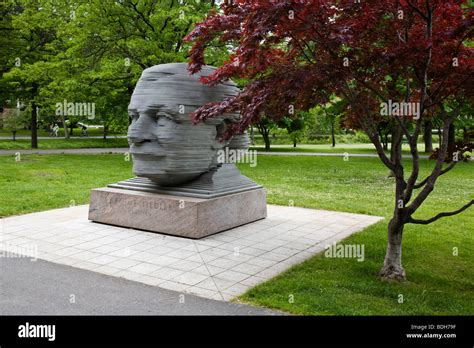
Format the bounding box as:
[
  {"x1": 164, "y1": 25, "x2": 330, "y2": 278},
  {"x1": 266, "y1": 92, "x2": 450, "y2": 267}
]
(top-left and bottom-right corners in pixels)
[{"x1": 88, "y1": 187, "x2": 267, "y2": 239}]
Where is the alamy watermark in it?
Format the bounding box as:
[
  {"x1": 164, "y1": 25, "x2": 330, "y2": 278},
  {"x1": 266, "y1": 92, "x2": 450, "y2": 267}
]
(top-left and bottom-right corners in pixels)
[
  {"x1": 217, "y1": 148, "x2": 257, "y2": 167},
  {"x1": 18, "y1": 322, "x2": 55, "y2": 341},
  {"x1": 0, "y1": 242, "x2": 38, "y2": 261},
  {"x1": 324, "y1": 242, "x2": 365, "y2": 262},
  {"x1": 55, "y1": 99, "x2": 95, "y2": 119},
  {"x1": 380, "y1": 100, "x2": 420, "y2": 120}
]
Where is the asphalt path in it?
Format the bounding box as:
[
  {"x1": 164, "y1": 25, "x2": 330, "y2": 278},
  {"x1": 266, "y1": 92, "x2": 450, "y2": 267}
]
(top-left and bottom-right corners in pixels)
[
  {"x1": 0, "y1": 256, "x2": 278, "y2": 315},
  {"x1": 0, "y1": 147, "x2": 432, "y2": 159}
]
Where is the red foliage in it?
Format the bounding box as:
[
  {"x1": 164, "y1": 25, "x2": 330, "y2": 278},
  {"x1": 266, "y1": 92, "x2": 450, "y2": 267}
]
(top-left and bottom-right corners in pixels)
[{"x1": 185, "y1": 0, "x2": 473, "y2": 137}]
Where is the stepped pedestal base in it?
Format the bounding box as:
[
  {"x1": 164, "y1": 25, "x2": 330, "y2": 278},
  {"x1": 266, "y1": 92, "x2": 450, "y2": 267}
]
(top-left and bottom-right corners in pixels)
[{"x1": 88, "y1": 187, "x2": 267, "y2": 239}]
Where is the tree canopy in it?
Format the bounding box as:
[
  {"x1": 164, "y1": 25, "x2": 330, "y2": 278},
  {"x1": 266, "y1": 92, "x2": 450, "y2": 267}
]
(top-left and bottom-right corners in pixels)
[{"x1": 1, "y1": 0, "x2": 223, "y2": 144}]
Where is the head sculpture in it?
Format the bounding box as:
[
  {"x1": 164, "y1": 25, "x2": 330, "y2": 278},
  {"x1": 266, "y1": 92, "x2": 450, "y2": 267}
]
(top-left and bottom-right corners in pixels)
[{"x1": 128, "y1": 63, "x2": 248, "y2": 186}]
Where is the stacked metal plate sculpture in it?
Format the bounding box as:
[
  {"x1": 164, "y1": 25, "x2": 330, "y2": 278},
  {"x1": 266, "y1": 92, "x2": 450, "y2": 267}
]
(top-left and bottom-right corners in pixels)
[{"x1": 89, "y1": 63, "x2": 267, "y2": 238}]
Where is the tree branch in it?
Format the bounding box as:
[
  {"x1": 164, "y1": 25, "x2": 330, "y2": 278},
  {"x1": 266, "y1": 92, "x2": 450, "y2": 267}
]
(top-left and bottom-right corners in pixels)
[
  {"x1": 406, "y1": 0, "x2": 428, "y2": 20},
  {"x1": 359, "y1": 114, "x2": 395, "y2": 171},
  {"x1": 403, "y1": 1, "x2": 433, "y2": 206},
  {"x1": 130, "y1": 1, "x2": 156, "y2": 33},
  {"x1": 407, "y1": 200, "x2": 473, "y2": 225},
  {"x1": 406, "y1": 106, "x2": 459, "y2": 215},
  {"x1": 414, "y1": 161, "x2": 457, "y2": 189}
]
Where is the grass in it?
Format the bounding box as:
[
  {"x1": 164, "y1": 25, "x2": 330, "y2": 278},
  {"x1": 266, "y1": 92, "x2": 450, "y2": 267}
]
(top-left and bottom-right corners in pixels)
[
  {"x1": 0, "y1": 138, "x2": 128, "y2": 150},
  {"x1": 0, "y1": 154, "x2": 472, "y2": 315},
  {"x1": 237, "y1": 156, "x2": 474, "y2": 315},
  {"x1": 0, "y1": 154, "x2": 132, "y2": 217}
]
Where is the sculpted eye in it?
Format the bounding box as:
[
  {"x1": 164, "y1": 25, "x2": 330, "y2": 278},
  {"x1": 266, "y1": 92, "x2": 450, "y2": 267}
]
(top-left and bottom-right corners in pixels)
[
  {"x1": 129, "y1": 113, "x2": 139, "y2": 123},
  {"x1": 156, "y1": 112, "x2": 176, "y2": 126},
  {"x1": 155, "y1": 114, "x2": 168, "y2": 127}
]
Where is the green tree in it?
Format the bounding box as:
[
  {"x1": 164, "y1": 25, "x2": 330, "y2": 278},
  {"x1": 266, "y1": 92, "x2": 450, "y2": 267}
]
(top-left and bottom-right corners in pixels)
[
  {"x1": 64, "y1": 0, "x2": 222, "y2": 136},
  {"x1": 3, "y1": 0, "x2": 64, "y2": 148},
  {"x1": 3, "y1": 0, "x2": 221, "y2": 146},
  {"x1": 3, "y1": 106, "x2": 27, "y2": 140},
  {"x1": 277, "y1": 116, "x2": 306, "y2": 148},
  {"x1": 256, "y1": 117, "x2": 277, "y2": 151},
  {"x1": 321, "y1": 97, "x2": 346, "y2": 148},
  {"x1": 0, "y1": 0, "x2": 20, "y2": 109}
]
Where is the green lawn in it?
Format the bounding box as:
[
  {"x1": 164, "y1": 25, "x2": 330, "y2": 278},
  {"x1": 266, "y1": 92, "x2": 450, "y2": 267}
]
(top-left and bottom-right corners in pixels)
[
  {"x1": 0, "y1": 129, "x2": 60, "y2": 137},
  {"x1": 0, "y1": 154, "x2": 472, "y2": 315},
  {"x1": 0, "y1": 154, "x2": 132, "y2": 217},
  {"x1": 238, "y1": 156, "x2": 473, "y2": 315},
  {"x1": 0, "y1": 138, "x2": 128, "y2": 150}
]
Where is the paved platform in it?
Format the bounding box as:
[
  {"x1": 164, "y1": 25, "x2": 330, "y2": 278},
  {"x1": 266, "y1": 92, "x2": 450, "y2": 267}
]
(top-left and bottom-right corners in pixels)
[{"x1": 0, "y1": 205, "x2": 382, "y2": 301}]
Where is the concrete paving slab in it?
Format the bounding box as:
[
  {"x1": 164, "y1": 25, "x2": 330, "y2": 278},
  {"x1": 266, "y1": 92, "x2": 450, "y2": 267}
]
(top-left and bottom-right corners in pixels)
[{"x1": 0, "y1": 204, "x2": 383, "y2": 302}]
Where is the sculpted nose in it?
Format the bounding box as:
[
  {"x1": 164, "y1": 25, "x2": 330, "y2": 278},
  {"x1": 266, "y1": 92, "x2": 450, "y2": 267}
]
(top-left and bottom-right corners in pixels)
[{"x1": 128, "y1": 112, "x2": 157, "y2": 143}]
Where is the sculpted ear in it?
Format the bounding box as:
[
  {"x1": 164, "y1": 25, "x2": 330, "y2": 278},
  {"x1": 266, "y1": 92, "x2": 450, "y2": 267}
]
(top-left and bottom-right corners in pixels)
[
  {"x1": 215, "y1": 119, "x2": 231, "y2": 140},
  {"x1": 228, "y1": 132, "x2": 250, "y2": 151}
]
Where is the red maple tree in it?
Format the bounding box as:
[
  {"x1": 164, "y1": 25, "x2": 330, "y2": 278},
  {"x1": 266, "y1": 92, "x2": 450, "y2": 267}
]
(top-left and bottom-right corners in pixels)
[{"x1": 185, "y1": 0, "x2": 473, "y2": 280}]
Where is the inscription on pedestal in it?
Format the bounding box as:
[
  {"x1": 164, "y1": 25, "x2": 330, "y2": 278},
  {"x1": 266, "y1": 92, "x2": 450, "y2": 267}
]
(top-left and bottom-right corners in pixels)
[{"x1": 89, "y1": 187, "x2": 267, "y2": 239}]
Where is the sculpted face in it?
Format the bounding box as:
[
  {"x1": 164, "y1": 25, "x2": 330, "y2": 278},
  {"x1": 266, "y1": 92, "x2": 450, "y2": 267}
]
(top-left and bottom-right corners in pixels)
[{"x1": 128, "y1": 63, "x2": 246, "y2": 186}]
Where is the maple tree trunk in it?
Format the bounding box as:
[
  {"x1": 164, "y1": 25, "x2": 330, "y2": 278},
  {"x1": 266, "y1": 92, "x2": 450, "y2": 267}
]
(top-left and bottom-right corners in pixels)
[
  {"x1": 382, "y1": 133, "x2": 388, "y2": 151},
  {"x1": 390, "y1": 127, "x2": 402, "y2": 162},
  {"x1": 388, "y1": 126, "x2": 402, "y2": 177},
  {"x1": 424, "y1": 120, "x2": 433, "y2": 153},
  {"x1": 380, "y1": 216, "x2": 406, "y2": 281},
  {"x1": 380, "y1": 120, "x2": 407, "y2": 281},
  {"x1": 263, "y1": 133, "x2": 270, "y2": 150},
  {"x1": 447, "y1": 123, "x2": 456, "y2": 156}
]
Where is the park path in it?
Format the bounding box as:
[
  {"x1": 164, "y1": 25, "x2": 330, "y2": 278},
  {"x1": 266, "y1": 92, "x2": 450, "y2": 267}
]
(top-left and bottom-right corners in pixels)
[
  {"x1": 0, "y1": 147, "x2": 431, "y2": 159},
  {"x1": 0, "y1": 147, "x2": 130, "y2": 155},
  {"x1": 0, "y1": 256, "x2": 278, "y2": 315},
  {"x1": 253, "y1": 151, "x2": 431, "y2": 159}
]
